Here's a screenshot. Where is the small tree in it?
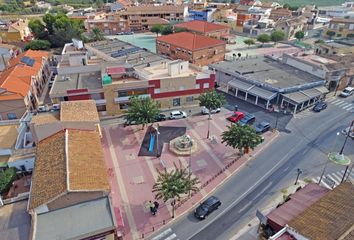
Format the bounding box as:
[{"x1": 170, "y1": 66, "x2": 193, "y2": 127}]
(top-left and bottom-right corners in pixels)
[
  {"x1": 295, "y1": 31, "x2": 305, "y2": 41},
  {"x1": 92, "y1": 27, "x2": 104, "y2": 41},
  {"x1": 24, "y1": 40, "x2": 51, "y2": 50},
  {"x1": 325, "y1": 30, "x2": 336, "y2": 39},
  {"x1": 152, "y1": 161, "x2": 199, "y2": 218},
  {"x1": 151, "y1": 24, "x2": 164, "y2": 36},
  {"x1": 257, "y1": 34, "x2": 271, "y2": 47},
  {"x1": 174, "y1": 27, "x2": 187, "y2": 33},
  {"x1": 244, "y1": 38, "x2": 255, "y2": 48},
  {"x1": 161, "y1": 25, "x2": 173, "y2": 35},
  {"x1": 221, "y1": 123, "x2": 263, "y2": 155},
  {"x1": 125, "y1": 96, "x2": 159, "y2": 129},
  {"x1": 197, "y1": 90, "x2": 226, "y2": 139},
  {"x1": 271, "y1": 31, "x2": 285, "y2": 44}
]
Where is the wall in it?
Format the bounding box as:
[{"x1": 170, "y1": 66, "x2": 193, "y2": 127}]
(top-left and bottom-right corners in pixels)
[
  {"x1": 7, "y1": 156, "x2": 35, "y2": 172},
  {"x1": 0, "y1": 31, "x2": 22, "y2": 42},
  {"x1": 0, "y1": 99, "x2": 26, "y2": 120},
  {"x1": 57, "y1": 64, "x2": 101, "y2": 75},
  {"x1": 192, "y1": 45, "x2": 226, "y2": 66},
  {"x1": 282, "y1": 55, "x2": 326, "y2": 79}
]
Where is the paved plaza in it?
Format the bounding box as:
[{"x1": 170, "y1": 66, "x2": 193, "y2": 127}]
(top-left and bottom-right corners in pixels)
[{"x1": 102, "y1": 109, "x2": 278, "y2": 239}]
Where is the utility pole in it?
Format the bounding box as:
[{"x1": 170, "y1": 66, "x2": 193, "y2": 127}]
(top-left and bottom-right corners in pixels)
[
  {"x1": 340, "y1": 120, "x2": 354, "y2": 183},
  {"x1": 295, "y1": 168, "x2": 302, "y2": 185}
]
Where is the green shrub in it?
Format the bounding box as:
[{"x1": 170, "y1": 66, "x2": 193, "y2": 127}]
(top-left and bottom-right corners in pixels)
[{"x1": 0, "y1": 167, "x2": 17, "y2": 194}]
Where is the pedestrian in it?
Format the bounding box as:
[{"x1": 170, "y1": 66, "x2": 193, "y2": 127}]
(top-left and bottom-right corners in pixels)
[
  {"x1": 154, "y1": 201, "x2": 159, "y2": 210},
  {"x1": 150, "y1": 206, "x2": 156, "y2": 215}
]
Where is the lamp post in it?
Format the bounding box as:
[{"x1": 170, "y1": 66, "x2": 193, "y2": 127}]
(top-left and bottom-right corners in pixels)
[
  {"x1": 188, "y1": 139, "x2": 193, "y2": 197},
  {"x1": 295, "y1": 168, "x2": 302, "y2": 185},
  {"x1": 319, "y1": 132, "x2": 340, "y2": 184},
  {"x1": 156, "y1": 124, "x2": 161, "y2": 158},
  {"x1": 327, "y1": 120, "x2": 353, "y2": 183}
]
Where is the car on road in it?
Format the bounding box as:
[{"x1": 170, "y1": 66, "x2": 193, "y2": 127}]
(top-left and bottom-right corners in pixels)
[
  {"x1": 239, "y1": 114, "x2": 256, "y2": 126},
  {"x1": 169, "y1": 111, "x2": 187, "y2": 119},
  {"x1": 339, "y1": 87, "x2": 354, "y2": 98},
  {"x1": 341, "y1": 126, "x2": 354, "y2": 139},
  {"x1": 201, "y1": 106, "x2": 221, "y2": 115},
  {"x1": 313, "y1": 101, "x2": 327, "y2": 112},
  {"x1": 227, "y1": 111, "x2": 245, "y2": 123},
  {"x1": 194, "y1": 196, "x2": 221, "y2": 220},
  {"x1": 254, "y1": 121, "x2": 270, "y2": 134},
  {"x1": 154, "y1": 113, "x2": 167, "y2": 122}
]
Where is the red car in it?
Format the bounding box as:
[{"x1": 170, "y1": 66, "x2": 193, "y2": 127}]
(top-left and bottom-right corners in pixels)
[{"x1": 227, "y1": 111, "x2": 245, "y2": 123}]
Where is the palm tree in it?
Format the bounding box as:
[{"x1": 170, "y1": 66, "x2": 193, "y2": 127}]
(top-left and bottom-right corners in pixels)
[
  {"x1": 221, "y1": 123, "x2": 263, "y2": 155},
  {"x1": 197, "y1": 90, "x2": 226, "y2": 139},
  {"x1": 152, "y1": 161, "x2": 199, "y2": 218},
  {"x1": 125, "y1": 96, "x2": 159, "y2": 129}
]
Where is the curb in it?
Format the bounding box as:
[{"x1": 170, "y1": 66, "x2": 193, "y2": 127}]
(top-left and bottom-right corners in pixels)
[{"x1": 145, "y1": 130, "x2": 280, "y2": 239}]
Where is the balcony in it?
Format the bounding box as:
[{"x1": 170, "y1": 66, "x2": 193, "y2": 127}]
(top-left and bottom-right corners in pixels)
[{"x1": 114, "y1": 94, "x2": 151, "y2": 103}]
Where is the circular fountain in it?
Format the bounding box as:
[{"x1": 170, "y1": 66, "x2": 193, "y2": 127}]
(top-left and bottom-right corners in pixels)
[{"x1": 169, "y1": 135, "x2": 198, "y2": 156}]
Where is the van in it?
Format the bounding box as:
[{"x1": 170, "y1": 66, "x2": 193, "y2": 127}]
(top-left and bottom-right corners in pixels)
[{"x1": 339, "y1": 87, "x2": 354, "y2": 97}]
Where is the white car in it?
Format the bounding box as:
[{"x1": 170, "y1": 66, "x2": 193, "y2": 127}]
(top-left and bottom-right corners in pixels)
[
  {"x1": 170, "y1": 111, "x2": 187, "y2": 119},
  {"x1": 201, "y1": 106, "x2": 221, "y2": 115},
  {"x1": 339, "y1": 87, "x2": 354, "y2": 98}
]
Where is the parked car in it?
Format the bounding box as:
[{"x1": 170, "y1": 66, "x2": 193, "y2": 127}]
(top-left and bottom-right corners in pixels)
[
  {"x1": 339, "y1": 87, "x2": 354, "y2": 98},
  {"x1": 239, "y1": 114, "x2": 256, "y2": 126},
  {"x1": 194, "y1": 196, "x2": 221, "y2": 220},
  {"x1": 313, "y1": 102, "x2": 327, "y2": 112},
  {"x1": 169, "y1": 111, "x2": 187, "y2": 119},
  {"x1": 51, "y1": 104, "x2": 60, "y2": 111},
  {"x1": 341, "y1": 126, "x2": 354, "y2": 139},
  {"x1": 201, "y1": 106, "x2": 221, "y2": 115},
  {"x1": 154, "y1": 113, "x2": 166, "y2": 122},
  {"x1": 254, "y1": 121, "x2": 270, "y2": 134},
  {"x1": 227, "y1": 111, "x2": 245, "y2": 123}
]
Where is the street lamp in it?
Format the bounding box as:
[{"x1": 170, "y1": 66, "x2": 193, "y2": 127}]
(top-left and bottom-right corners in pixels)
[
  {"x1": 327, "y1": 120, "x2": 353, "y2": 183},
  {"x1": 295, "y1": 168, "x2": 302, "y2": 185},
  {"x1": 156, "y1": 124, "x2": 161, "y2": 158}
]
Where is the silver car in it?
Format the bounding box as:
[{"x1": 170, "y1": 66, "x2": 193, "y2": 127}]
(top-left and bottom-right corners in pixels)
[{"x1": 201, "y1": 106, "x2": 221, "y2": 115}]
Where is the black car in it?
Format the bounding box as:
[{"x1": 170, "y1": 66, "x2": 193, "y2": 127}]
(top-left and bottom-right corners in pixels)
[
  {"x1": 194, "y1": 196, "x2": 221, "y2": 220},
  {"x1": 239, "y1": 114, "x2": 256, "y2": 126},
  {"x1": 154, "y1": 113, "x2": 167, "y2": 122},
  {"x1": 254, "y1": 121, "x2": 270, "y2": 134},
  {"x1": 313, "y1": 102, "x2": 327, "y2": 112}
]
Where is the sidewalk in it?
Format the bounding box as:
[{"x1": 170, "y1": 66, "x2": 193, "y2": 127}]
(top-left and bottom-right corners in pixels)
[
  {"x1": 230, "y1": 181, "x2": 307, "y2": 240},
  {"x1": 101, "y1": 110, "x2": 279, "y2": 240}
]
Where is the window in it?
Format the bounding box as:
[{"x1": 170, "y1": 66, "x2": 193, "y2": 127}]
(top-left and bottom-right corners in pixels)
[
  {"x1": 195, "y1": 84, "x2": 200, "y2": 89},
  {"x1": 203, "y1": 83, "x2": 210, "y2": 88},
  {"x1": 154, "y1": 88, "x2": 160, "y2": 94},
  {"x1": 7, "y1": 113, "x2": 17, "y2": 120},
  {"x1": 186, "y1": 96, "x2": 194, "y2": 102},
  {"x1": 179, "y1": 85, "x2": 185, "y2": 91},
  {"x1": 119, "y1": 103, "x2": 130, "y2": 109},
  {"x1": 173, "y1": 98, "x2": 180, "y2": 107}
]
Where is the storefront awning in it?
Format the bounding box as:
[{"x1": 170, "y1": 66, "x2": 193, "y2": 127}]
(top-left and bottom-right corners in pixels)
[
  {"x1": 228, "y1": 79, "x2": 277, "y2": 100},
  {"x1": 282, "y1": 85, "x2": 328, "y2": 105},
  {"x1": 228, "y1": 79, "x2": 254, "y2": 92}
]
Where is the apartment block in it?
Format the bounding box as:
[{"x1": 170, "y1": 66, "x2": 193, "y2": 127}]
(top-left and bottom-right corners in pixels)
[
  {"x1": 156, "y1": 32, "x2": 226, "y2": 66},
  {"x1": 120, "y1": 5, "x2": 185, "y2": 31},
  {"x1": 323, "y1": 17, "x2": 354, "y2": 39},
  {"x1": 103, "y1": 60, "x2": 215, "y2": 115},
  {"x1": 86, "y1": 12, "x2": 128, "y2": 34},
  {"x1": 0, "y1": 50, "x2": 50, "y2": 120},
  {"x1": 174, "y1": 20, "x2": 230, "y2": 40},
  {"x1": 275, "y1": 16, "x2": 308, "y2": 40},
  {"x1": 0, "y1": 19, "x2": 32, "y2": 43}
]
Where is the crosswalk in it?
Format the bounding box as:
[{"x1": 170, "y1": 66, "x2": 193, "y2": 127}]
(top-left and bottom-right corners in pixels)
[
  {"x1": 150, "y1": 228, "x2": 179, "y2": 240},
  {"x1": 312, "y1": 169, "x2": 354, "y2": 189},
  {"x1": 327, "y1": 98, "x2": 354, "y2": 112},
  {"x1": 293, "y1": 108, "x2": 313, "y2": 119}
]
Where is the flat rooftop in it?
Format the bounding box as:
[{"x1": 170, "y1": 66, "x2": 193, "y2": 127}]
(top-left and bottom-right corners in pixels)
[
  {"x1": 137, "y1": 62, "x2": 199, "y2": 80},
  {"x1": 211, "y1": 57, "x2": 322, "y2": 90},
  {"x1": 50, "y1": 71, "x2": 102, "y2": 96},
  {"x1": 86, "y1": 39, "x2": 168, "y2": 68},
  {"x1": 289, "y1": 53, "x2": 337, "y2": 67}
]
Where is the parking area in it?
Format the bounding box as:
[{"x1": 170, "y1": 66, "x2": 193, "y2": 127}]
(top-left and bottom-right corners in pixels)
[{"x1": 101, "y1": 107, "x2": 278, "y2": 239}]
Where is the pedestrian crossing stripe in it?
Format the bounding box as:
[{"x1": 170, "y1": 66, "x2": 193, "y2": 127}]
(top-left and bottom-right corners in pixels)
[
  {"x1": 312, "y1": 170, "x2": 354, "y2": 189},
  {"x1": 342, "y1": 104, "x2": 353, "y2": 109},
  {"x1": 151, "y1": 228, "x2": 179, "y2": 240}
]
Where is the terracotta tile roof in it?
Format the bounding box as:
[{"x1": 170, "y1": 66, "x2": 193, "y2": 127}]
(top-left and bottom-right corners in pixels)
[
  {"x1": 175, "y1": 20, "x2": 229, "y2": 33},
  {"x1": 289, "y1": 182, "x2": 354, "y2": 240},
  {"x1": 0, "y1": 50, "x2": 49, "y2": 101},
  {"x1": 60, "y1": 100, "x2": 100, "y2": 122},
  {"x1": 29, "y1": 129, "x2": 110, "y2": 210},
  {"x1": 29, "y1": 131, "x2": 67, "y2": 210},
  {"x1": 31, "y1": 112, "x2": 60, "y2": 125},
  {"x1": 9, "y1": 19, "x2": 29, "y2": 32},
  {"x1": 68, "y1": 130, "x2": 110, "y2": 192},
  {"x1": 331, "y1": 18, "x2": 354, "y2": 24},
  {"x1": 0, "y1": 124, "x2": 19, "y2": 149},
  {"x1": 146, "y1": 17, "x2": 170, "y2": 25},
  {"x1": 157, "y1": 32, "x2": 225, "y2": 51}
]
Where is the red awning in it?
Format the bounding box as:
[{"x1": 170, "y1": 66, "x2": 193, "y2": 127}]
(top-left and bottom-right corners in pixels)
[{"x1": 107, "y1": 66, "x2": 126, "y2": 75}]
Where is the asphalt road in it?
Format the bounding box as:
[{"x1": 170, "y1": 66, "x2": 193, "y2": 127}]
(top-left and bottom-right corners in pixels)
[{"x1": 148, "y1": 94, "x2": 354, "y2": 240}]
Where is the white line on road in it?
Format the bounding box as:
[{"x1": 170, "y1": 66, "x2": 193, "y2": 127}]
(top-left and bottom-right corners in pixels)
[
  {"x1": 329, "y1": 99, "x2": 340, "y2": 104},
  {"x1": 337, "y1": 102, "x2": 348, "y2": 107},
  {"x1": 187, "y1": 137, "x2": 304, "y2": 240},
  {"x1": 334, "y1": 101, "x2": 344, "y2": 106},
  {"x1": 151, "y1": 228, "x2": 173, "y2": 240},
  {"x1": 342, "y1": 104, "x2": 353, "y2": 110}
]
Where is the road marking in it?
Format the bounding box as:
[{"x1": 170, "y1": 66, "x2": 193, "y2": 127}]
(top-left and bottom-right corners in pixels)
[
  {"x1": 334, "y1": 101, "x2": 344, "y2": 106},
  {"x1": 338, "y1": 102, "x2": 349, "y2": 107},
  {"x1": 187, "y1": 136, "x2": 304, "y2": 240},
  {"x1": 331, "y1": 172, "x2": 342, "y2": 182},
  {"x1": 342, "y1": 104, "x2": 353, "y2": 110},
  {"x1": 329, "y1": 99, "x2": 339, "y2": 103},
  {"x1": 105, "y1": 128, "x2": 139, "y2": 240},
  {"x1": 151, "y1": 228, "x2": 173, "y2": 240}
]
